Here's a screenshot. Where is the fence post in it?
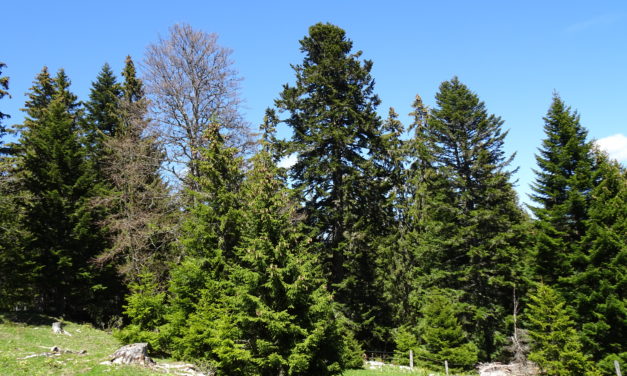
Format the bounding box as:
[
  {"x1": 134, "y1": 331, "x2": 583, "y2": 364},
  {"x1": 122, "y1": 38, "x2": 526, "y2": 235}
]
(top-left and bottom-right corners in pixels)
[
  {"x1": 445, "y1": 360, "x2": 449, "y2": 376},
  {"x1": 409, "y1": 350, "x2": 413, "y2": 369},
  {"x1": 616, "y1": 360, "x2": 622, "y2": 376}
]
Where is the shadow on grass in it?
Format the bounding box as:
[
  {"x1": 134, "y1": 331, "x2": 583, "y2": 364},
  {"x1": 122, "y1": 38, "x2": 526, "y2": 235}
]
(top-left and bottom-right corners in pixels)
[{"x1": 0, "y1": 311, "x2": 58, "y2": 326}]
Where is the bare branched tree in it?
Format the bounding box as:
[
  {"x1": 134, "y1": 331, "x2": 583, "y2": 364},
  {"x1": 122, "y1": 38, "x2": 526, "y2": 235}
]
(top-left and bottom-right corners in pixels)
[{"x1": 143, "y1": 23, "x2": 253, "y2": 191}]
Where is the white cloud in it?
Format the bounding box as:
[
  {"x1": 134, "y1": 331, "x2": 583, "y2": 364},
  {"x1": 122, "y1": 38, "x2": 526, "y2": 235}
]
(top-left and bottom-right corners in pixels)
[
  {"x1": 595, "y1": 134, "x2": 627, "y2": 162},
  {"x1": 278, "y1": 153, "x2": 298, "y2": 169}
]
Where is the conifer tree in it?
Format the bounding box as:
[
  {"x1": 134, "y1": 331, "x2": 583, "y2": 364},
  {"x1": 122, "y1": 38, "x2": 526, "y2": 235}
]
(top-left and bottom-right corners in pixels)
[
  {"x1": 14, "y1": 69, "x2": 113, "y2": 319},
  {"x1": 406, "y1": 78, "x2": 530, "y2": 360},
  {"x1": 185, "y1": 130, "x2": 346, "y2": 375},
  {"x1": 572, "y1": 151, "x2": 627, "y2": 370},
  {"x1": 98, "y1": 56, "x2": 174, "y2": 284},
  {"x1": 86, "y1": 63, "x2": 122, "y2": 138},
  {"x1": 0, "y1": 61, "x2": 25, "y2": 306},
  {"x1": 530, "y1": 94, "x2": 595, "y2": 284},
  {"x1": 149, "y1": 123, "x2": 245, "y2": 356},
  {"x1": 273, "y1": 22, "x2": 397, "y2": 348},
  {"x1": 526, "y1": 283, "x2": 600, "y2": 376}
]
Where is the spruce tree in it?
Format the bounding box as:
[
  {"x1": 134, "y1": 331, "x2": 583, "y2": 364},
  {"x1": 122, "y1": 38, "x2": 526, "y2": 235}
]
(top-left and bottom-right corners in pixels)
[
  {"x1": 530, "y1": 94, "x2": 595, "y2": 284},
  {"x1": 15, "y1": 69, "x2": 111, "y2": 319},
  {"x1": 98, "y1": 56, "x2": 174, "y2": 284},
  {"x1": 274, "y1": 22, "x2": 396, "y2": 348},
  {"x1": 0, "y1": 61, "x2": 25, "y2": 307},
  {"x1": 526, "y1": 283, "x2": 600, "y2": 376},
  {"x1": 86, "y1": 63, "x2": 122, "y2": 137},
  {"x1": 186, "y1": 132, "x2": 346, "y2": 376},
  {"x1": 406, "y1": 78, "x2": 530, "y2": 360},
  {"x1": 572, "y1": 151, "x2": 627, "y2": 370}
]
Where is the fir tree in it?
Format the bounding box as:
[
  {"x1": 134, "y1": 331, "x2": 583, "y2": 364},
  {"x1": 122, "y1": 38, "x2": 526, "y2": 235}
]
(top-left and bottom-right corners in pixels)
[
  {"x1": 187, "y1": 132, "x2": 346, "y2": 375},
  {"x1": 530, "y1": 93, "x2": 595, "y2": 284},
  {"x1": 14, "y1": 69, "x2": 116, "y2": 320},
  {"x1": 121, "y1": 55, "x2": 144, "y2": 105},
  {"x1": 572, "y1": 151, "x2": 627, "y2": 370},
  {"x1": 274, "y1": 22, "x2": 396, "y2": 348},
  {"x1": 0, "y1": 62, "x2": 26, "y2": 307},
  {"x1": 406, "y1": 78, "x2": 530, "y2": 360},
  {"x1": 85, "y1": 63, "x2": 122, "y2": 138},
  {"x1": 526, "y1": 283, "x2": 600, "y2": 376}
]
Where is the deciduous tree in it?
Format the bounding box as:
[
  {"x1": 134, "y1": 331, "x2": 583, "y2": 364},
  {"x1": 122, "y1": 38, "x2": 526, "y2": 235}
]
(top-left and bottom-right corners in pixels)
[{"x1": 144, "y1": 23, "x2": 252, "y2": 191}]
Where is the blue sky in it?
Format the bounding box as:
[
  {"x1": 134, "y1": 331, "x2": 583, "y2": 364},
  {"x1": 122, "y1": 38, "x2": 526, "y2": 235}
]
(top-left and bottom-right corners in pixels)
[{"x1": 3, "y1": 0, "x2": 626, "y2": 206}]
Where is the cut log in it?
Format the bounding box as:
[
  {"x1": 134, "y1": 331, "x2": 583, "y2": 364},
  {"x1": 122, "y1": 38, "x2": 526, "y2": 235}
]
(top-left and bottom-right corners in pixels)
[{"x1": 105, "y1": 343, "x2": 155, "y2": 367}]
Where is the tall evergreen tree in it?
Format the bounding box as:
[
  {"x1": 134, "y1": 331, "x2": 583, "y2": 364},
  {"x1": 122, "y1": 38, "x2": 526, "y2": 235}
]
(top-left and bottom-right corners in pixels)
[
  {"x1": 98, "y1": 56, "x2": 174, "y2": 284},
  {"x1": 572, "y1": 151, "x2": 627, "y2": 370},
  {"x1": 273, "y1": 22, "x2": 397, "y2": 348},
  {"x1": 530, "y1": 93, "x2": 595, "y2": 284},
  {"x1": 14, "y1": 69, "x2": 111, "y2": 320},
  {"x1": 406, "y1": 78, "x2": 530, "y2": 360},
  {"x1": 0, "y1": 61, "x2": 25, "y2": 307}
]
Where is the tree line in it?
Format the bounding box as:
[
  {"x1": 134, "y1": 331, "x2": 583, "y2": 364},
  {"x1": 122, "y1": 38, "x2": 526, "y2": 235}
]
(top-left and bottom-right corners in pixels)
[{"x1": 0, "y1": 23, "x2": 625, "y2": 376}]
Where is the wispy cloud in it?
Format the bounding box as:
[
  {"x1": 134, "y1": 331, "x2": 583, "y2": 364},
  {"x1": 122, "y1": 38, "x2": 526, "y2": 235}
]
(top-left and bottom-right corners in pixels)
[
  {"x1": 595, "y1": 133, "x2": 627, "y2": 163},
  {"x1": 564, "y1": 13, "x2": 622, "y2": 34}
]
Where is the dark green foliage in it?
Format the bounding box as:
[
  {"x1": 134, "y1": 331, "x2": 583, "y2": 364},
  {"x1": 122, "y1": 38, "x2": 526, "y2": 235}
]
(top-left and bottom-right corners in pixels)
[
  {"x1": 526, "y1": 283, "x2": 600, "y2": 376},
  {"x1": 530, "y1": 94, "x2": 595, "y2": 284},
  {"x1": 119, "y1": 125, "x2": 350, "y2": 375},
  {"x1": 121, "y1": 55, "x2": 144, "y2": 104},
  {"x1": 274, "y1": 22, "x2": 397, "y2": 349},
  {"x1": 86, "y1": 63, "x2": 122, "y2": 138},
  {"x1": 399, "y1": 78, "x2": 531, "y2": 360},
  {"x1": 571, "y1": 152, "x2": 627, "y2": 369},
  {"x1": 13, "y1": 69, "x2": 121, "y2": 322}
]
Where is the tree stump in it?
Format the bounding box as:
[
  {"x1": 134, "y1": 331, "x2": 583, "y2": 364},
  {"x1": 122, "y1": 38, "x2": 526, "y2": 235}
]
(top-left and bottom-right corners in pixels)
[
  {"x1": 106, "y1": 343, "x2": 155, "y2": 367},
  {"x1": 51, "y1": 321, "x2": 71, "y2": 336}
]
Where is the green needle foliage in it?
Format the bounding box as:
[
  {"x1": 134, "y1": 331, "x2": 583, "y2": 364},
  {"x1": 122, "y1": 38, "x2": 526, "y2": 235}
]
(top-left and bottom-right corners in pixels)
[
  {"x1": 14, "y1": 69, "x2": 116, "y2": 321},
  {"x1": 399, "y1": 78, "x2": 531, "y2": 360},
  {"x1": 526, "y1": 283, "x2": 600, "y2": 376},
  {"x1": 572, "y1": 151, "x2": 627, "y2": 370},
  {"x1": 274, "y1": 22, "x2": 397, "y2": 349},
  {"x1": 530, "y1": 94, "x2": 595, "y2": 285}
]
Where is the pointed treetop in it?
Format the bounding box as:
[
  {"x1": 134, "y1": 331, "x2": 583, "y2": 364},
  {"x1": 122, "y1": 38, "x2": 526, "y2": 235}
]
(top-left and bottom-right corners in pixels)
[
  {"x1": 121, "y1": 55, "x2": 144, "y2": 103},
  {"x1": 23, "y1": 66, "x2": 55, "y2": 121}
]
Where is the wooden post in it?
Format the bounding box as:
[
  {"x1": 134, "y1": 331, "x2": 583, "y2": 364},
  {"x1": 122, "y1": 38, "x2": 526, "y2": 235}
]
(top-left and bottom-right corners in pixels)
[
  {"x1": 445, "y1": 360, "x2": 449, "y2": 375},
  {"x1": 409, "y1": 350, "x2": 413, "y2": 369},
  {"x1": 615, "y1": 360, "x2": 622, "y2": 376}
]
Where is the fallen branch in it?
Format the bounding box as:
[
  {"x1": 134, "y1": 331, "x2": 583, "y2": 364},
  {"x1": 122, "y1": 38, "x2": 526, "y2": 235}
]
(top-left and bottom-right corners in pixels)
[{"x1": 18, "y1": 346, "x2": 86, "y2": 360}]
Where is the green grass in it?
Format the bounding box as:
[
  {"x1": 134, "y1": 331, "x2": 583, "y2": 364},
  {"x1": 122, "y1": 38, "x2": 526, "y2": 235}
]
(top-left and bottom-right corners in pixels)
[
  {"x1": 343, "y1": 363, "x2": 477, "y2": 376},
  {"x1": 0, "y1": 312, "x2": 163, "y2": 375},
  {"x1": 1, "y1": 312, "x2": 476, "y2": 376}
]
